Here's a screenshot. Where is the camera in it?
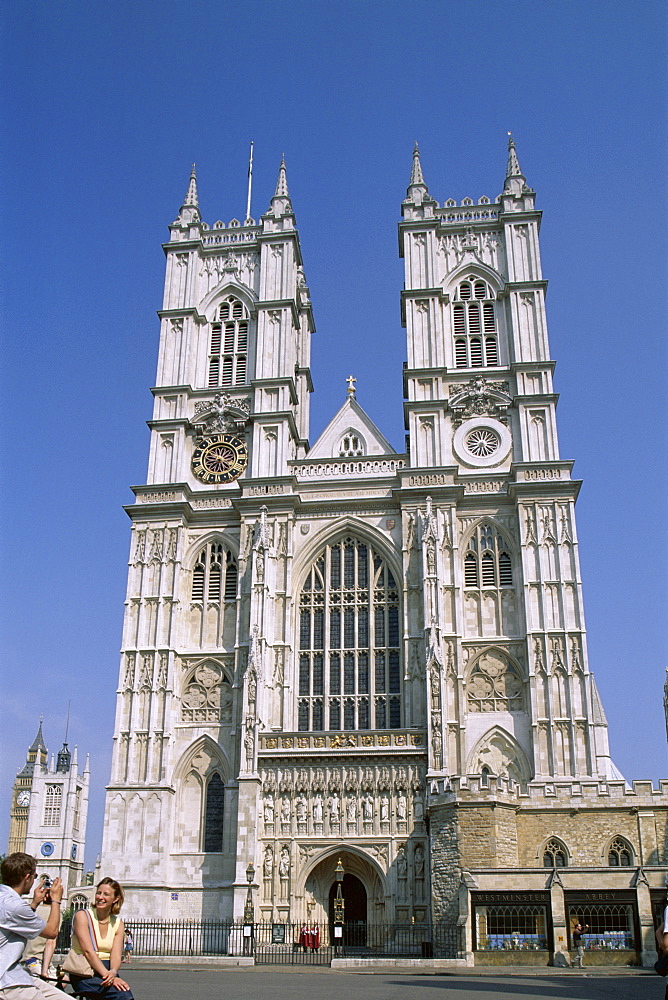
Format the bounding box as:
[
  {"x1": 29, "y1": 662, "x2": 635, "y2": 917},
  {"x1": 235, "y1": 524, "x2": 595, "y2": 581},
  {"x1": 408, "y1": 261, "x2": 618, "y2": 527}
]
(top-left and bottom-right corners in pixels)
[{"x1": 41, "y1": 876, "x2": 52, "y2": 888}]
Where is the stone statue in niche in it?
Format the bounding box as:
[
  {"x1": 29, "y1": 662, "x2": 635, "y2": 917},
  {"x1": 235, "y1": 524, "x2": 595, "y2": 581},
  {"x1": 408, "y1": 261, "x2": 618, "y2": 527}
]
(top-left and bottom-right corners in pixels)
[
  {"x1": 263, "y1": 846, "x2": 273, "y2": 879},
  {"x1": 414, "y1": 844, "x2": 425, "y2": 879},
  {"x1": 414, "y1": 794, "x2": 424, "y2": 822},
  {"x1": 243, "y1": 718, "x2": 255, "y2": 769},
  {"x1": 279, "y1": 846, "x2": 290, "y2": 879},
  {"x1": 247, "y1": 669, "x2": 257, "y2": 705},
  {"x1": 281, "y1": 795, "x2": 290, "y2": 825},
  {"x1": 296, "y1": 794, "x2": 307, "y2": 823},
  {"x1": 264, "y1": 793, "x2": 274, "y2": 825},
  {"x1": 329, "y1": 793, "x2": 340, "y2": 823},
  {"x1": 313, "y1": 794, "x2": 323, "y2": 823},
  {"x1": 347, "y1": 797, "x2": 357, "y2": 823},
  {"x1": 397, "y1": 792, "x2": 407, "y2": 821},
  {"x1": 430, "y1": 665, "x2": 441, "y2": 710},
  {"x1": 380, "y1": 794, "x2": 389, "y2": 821},
  {"x1": 397, "y1": 845, "x2": 408, "y2": 879},
  {"x1": 362, "y1": 796, "x2": 373, "y2": 821},
  {"x1": 426, "y1": 539, "x2": 436, "y2": 575}
]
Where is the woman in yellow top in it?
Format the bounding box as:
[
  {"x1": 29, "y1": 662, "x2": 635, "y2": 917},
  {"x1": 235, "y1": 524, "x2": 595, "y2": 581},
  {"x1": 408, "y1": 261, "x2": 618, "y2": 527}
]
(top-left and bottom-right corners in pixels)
[{"x1": 69, "y1": 878, "x2": 134, "y2": 999}]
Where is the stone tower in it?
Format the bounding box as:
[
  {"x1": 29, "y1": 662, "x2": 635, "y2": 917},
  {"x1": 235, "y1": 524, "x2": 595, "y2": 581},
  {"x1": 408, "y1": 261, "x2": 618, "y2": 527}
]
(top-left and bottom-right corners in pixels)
[
  {"x1": 7, "y1": 722, "x2": 89, "y2": 889},
  {"x1": 101, "y1": 146, "x2": 658, "y2": 956}
]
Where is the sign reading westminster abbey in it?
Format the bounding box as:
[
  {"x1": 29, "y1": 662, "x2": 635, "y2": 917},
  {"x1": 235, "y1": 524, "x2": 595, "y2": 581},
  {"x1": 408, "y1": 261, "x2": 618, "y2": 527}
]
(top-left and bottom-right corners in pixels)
[{"x1": 101, "y1": 140, "x2": 668, "y2": 966}]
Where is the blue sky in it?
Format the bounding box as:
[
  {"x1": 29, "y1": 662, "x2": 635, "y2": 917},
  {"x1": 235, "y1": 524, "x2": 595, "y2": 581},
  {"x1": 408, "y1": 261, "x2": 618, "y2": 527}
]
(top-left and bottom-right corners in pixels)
[{"x1": 1, "y1": 0, "x2": 666, "y2": 868}]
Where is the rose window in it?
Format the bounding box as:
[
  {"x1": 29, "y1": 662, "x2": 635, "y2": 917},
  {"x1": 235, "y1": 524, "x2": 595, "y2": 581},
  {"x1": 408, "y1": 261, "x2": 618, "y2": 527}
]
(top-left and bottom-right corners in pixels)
[{"x1": 465, "y1": 427, "x2": 499, "y2": 457}]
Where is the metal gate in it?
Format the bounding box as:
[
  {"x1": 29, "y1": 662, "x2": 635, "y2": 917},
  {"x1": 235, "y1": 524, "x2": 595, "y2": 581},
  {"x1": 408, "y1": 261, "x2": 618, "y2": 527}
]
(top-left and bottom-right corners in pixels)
[{"x1": 254, "y1": 922, "x2": 332, "y2": 965}]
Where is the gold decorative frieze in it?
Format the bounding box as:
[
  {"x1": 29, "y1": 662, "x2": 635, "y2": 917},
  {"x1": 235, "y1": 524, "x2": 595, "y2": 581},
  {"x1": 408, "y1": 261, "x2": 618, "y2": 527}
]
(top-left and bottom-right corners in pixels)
[{"x1": 260, "y1": 730, "x2": 426, "y2": 754}]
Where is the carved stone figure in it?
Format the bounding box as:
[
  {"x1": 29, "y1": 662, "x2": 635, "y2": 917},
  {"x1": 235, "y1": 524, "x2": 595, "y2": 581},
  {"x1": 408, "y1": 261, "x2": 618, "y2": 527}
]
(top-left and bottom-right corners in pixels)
[
  {"x1": 426, "y1": 539, "x2": 436, "y2": 574},
  {"x1": 362, "y1": 796, "x2": 373, "y2": 821},
  {"x1": 414, "y1": 795, "x2": 424, "y2": 822},
  {"x1": 397, "y1": 792, "x2": 407, "y2": 821},
  {"x1": 414, "y1": 844, "x2": 425, "y2": 879},
  {"x1": 281, "y1": 795, "x2": 290, "y2": 824},
  {"x1": 347, "y1": 797, "x2": 357, "y2": 823},
  {"x1": 243, "y1": 718, "x2": 254, "y2": 768},
  {"x1": 279, "y1": 846, "x2": 290, "y2": 879},
  {"x1": 247, "y1": 669, "x2": 257, "y2": 705},
  {"x1": 296, "y1": 794, "x2": 307, "y2": 823},
  {"x1": 380, "y1": 794, "x2": 389, "y2": 821},
  {"x1": 313, "y1": 794, "x2": 323, "y2": 823},
  {"x1": 329, "y1": 793, "x2": 340, "y2": 823},
  {"x1": 263, "y1": 846, "x2": 273, "y2": 879},
  {"x1": 397, "y1": 846, "x2": 408, "y2": 879},
  {"x1": 264, "y1": 793, "x2": 274, "y2": 825}
]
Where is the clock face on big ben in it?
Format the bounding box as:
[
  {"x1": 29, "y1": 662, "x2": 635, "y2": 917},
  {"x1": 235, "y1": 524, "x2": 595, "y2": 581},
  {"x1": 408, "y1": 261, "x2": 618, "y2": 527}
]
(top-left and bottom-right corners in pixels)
[{"x1": 191, "y1": 433, "x2": 248, "y2": 484}]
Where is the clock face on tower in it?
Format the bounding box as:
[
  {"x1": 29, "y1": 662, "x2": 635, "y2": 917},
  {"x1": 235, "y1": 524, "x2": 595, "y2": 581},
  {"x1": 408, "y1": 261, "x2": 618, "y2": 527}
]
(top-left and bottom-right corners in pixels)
[
  {"x1": 191, "y1": 434, "x2": 248, "y2": 484},
  {"x1": 17, "y1": 790, "x2": 30, "y2": 807}
]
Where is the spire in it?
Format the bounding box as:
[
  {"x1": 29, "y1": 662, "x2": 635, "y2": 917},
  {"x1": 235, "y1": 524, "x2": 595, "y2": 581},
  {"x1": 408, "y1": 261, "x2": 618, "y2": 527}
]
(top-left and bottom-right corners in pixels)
[
  {"x1": 28, "y1": 719, "x2": 47, "y2": 754},
  {"x1": 503, "y1": 133, "x2": 530, "y2": 196},
  {"x1": 410, "y1": 143, "x2": 426, "y2": 187},
  {"x1": 269, "y1": 156, "x2": 292, "y2": 216},
  {"x1": 274, "y1": 156, "x2": 289, "y2": 198},
  {"x1": 173, "y1": 163, "x2": 201, "y2": 226},
  {"x1": 184, "y1": 163, "x2": 199, "y2": 207},
  {"x1": 405, "y1": 143, "x2": 432, "y2": 209}
]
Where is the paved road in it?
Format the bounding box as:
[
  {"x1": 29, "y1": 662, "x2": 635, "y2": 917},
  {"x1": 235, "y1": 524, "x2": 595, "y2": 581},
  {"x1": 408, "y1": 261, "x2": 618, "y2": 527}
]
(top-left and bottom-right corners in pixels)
[{"x1": 120, "y1": 967, "x2": 664, "y2": 1000}]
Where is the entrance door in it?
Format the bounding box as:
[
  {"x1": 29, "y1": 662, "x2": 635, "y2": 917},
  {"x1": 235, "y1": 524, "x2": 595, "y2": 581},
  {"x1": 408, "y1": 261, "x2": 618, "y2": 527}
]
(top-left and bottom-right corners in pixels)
[{"x1": 329, "y1": 873, "x2": 367, "y2": 947}]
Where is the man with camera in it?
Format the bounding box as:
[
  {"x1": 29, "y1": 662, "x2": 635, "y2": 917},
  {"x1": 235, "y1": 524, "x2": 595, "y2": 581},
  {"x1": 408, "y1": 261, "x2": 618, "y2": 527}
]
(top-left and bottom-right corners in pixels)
[
  {"x1": 21, "y1": 876, "x2": 59, "y2": 984},
  {"x1": 0, "y1": 853, "x2": 69, "y2": 1000}
]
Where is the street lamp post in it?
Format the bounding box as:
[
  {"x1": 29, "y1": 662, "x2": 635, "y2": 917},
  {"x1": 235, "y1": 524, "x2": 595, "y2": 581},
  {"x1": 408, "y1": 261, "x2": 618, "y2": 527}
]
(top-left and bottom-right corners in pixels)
[
  {"x1": 243, "y1": 862, "x2": 255, "y2": 955},
  {"x1": 333, "y1": 858, "x2": 345, "y2": 953}
]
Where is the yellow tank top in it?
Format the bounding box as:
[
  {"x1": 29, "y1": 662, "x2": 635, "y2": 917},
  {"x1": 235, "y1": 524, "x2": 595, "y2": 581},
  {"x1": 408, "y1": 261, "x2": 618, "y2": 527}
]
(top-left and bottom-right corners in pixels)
[{"x1": 73, "y1": 909, "x2": 119, "y2": 959}]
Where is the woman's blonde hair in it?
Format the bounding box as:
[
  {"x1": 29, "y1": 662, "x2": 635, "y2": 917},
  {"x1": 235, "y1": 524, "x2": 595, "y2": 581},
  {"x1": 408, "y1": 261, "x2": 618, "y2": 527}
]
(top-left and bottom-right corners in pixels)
[{"x1": 97, "y1": 877, "x2": 124, "y2": 914}]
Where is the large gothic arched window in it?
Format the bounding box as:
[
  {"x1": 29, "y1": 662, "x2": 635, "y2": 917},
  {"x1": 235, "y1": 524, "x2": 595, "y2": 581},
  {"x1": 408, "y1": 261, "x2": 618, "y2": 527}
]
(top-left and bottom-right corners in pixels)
[
  {"x1": 452, "y1": 276, "x2": 499, "y2": 368},
  {"x1": 208, "y1": 296, "x2": 249, "y2": 387},
  {"x1": 464, "y1": 522, "x2": 513, "y2": 589},
  {"x1": 203, "y1": 773, "x2": 225, "y2": 852},
  {"x1": 191, "y1": 543, "x2": 238, "y2": 602},
  {"x1": 298, "y1": 537, "x2": 401, "y2": 732}
]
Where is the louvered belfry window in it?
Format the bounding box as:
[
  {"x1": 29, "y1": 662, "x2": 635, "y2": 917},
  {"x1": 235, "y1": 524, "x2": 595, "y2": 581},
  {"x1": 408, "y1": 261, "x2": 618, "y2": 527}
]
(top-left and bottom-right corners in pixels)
[
  {"x1": 453, "y1": 277, "x2": 499, "y2": 368},
  {"x1": 464, "y1": 523, "x2": 513, "y2": 590},
  {"x1": 208, "y1": 296, "x2": 249, "y2": 387},
  {"x1": 192, "y1": 543, "x2": 238, "y2": 602},
  {"x1": 298, "y1": 537, "x2": 402, "y2": 732}
]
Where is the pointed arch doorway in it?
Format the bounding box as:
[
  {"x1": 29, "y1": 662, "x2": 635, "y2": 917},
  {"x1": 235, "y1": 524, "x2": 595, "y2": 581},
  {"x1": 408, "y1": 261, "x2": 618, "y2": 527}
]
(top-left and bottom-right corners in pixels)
[{"x1": 329, "y1": 873, "x2": 367, "y2": 946}]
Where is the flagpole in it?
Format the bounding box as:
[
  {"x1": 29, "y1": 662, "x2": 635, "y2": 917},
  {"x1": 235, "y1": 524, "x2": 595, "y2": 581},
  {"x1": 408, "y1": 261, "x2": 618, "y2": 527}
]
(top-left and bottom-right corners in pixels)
[{"x1": 246, "y1": 141, "x2": 254, "y2": 221}]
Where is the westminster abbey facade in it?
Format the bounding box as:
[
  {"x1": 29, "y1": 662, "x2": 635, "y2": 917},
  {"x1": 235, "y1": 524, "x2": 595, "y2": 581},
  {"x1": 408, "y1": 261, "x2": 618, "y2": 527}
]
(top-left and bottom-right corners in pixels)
[{"x1": 101, "y1": 141, "x2": 668, "y2": 966}]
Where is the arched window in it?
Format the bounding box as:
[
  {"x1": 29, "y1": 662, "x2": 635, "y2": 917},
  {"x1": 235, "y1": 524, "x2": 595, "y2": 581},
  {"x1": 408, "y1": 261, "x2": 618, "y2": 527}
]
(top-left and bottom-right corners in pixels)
[
  {"x1": 298, "y1": 536, "x2": 401, "y2": 732},
  {"x1": 481, "y1": 765, "x2": 491, "y2": 787},
  {"x1": 607, "y1": 836, "x2": 633, "y2": 867},
  {"x1": 203, "y1": 773, "x2": 225, "y2": 852},
  {"x1": 464, "y1": 522, "x2": 513, "y2": 590},
  {"x1": 339, "y1": 432, "x2": 365, "y2": 457},
  {"x1": 70, "y1": 895, "x2": 89, "y2": 911},
  {"x1": 191, "y1": 543, "x2": 237, "y2": 602},
  {"x1": 542, "y1": 838, "x2": 568, "y2": 868},
  {"x1": 43, "y1": 785, "x2": 62, "y2": 827},
  {"x1": 452, "y1": 276, "x2": 499, "y2": 369},
  {"x1": 208, "y1": 297, "x2": 249, "y2": 387}
]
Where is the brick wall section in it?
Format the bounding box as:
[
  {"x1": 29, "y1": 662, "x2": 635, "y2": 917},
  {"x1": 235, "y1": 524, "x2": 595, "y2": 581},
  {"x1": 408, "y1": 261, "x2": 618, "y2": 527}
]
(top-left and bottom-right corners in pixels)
[
  {"x1": 429, "y1": 802, "x2": 461, "y2": 923},
  {"x1": 457, "y1": 804, "x2": 518, "y2": 867},
  {"x1": 427, "y1": 778, "x2": 668, "y2": 875}
]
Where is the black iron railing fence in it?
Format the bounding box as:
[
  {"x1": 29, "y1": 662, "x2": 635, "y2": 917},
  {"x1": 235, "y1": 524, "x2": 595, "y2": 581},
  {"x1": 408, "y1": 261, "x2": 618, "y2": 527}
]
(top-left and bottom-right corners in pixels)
[{"x1": 57, "y1": 918, "x2": 460, "y2": 961}]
